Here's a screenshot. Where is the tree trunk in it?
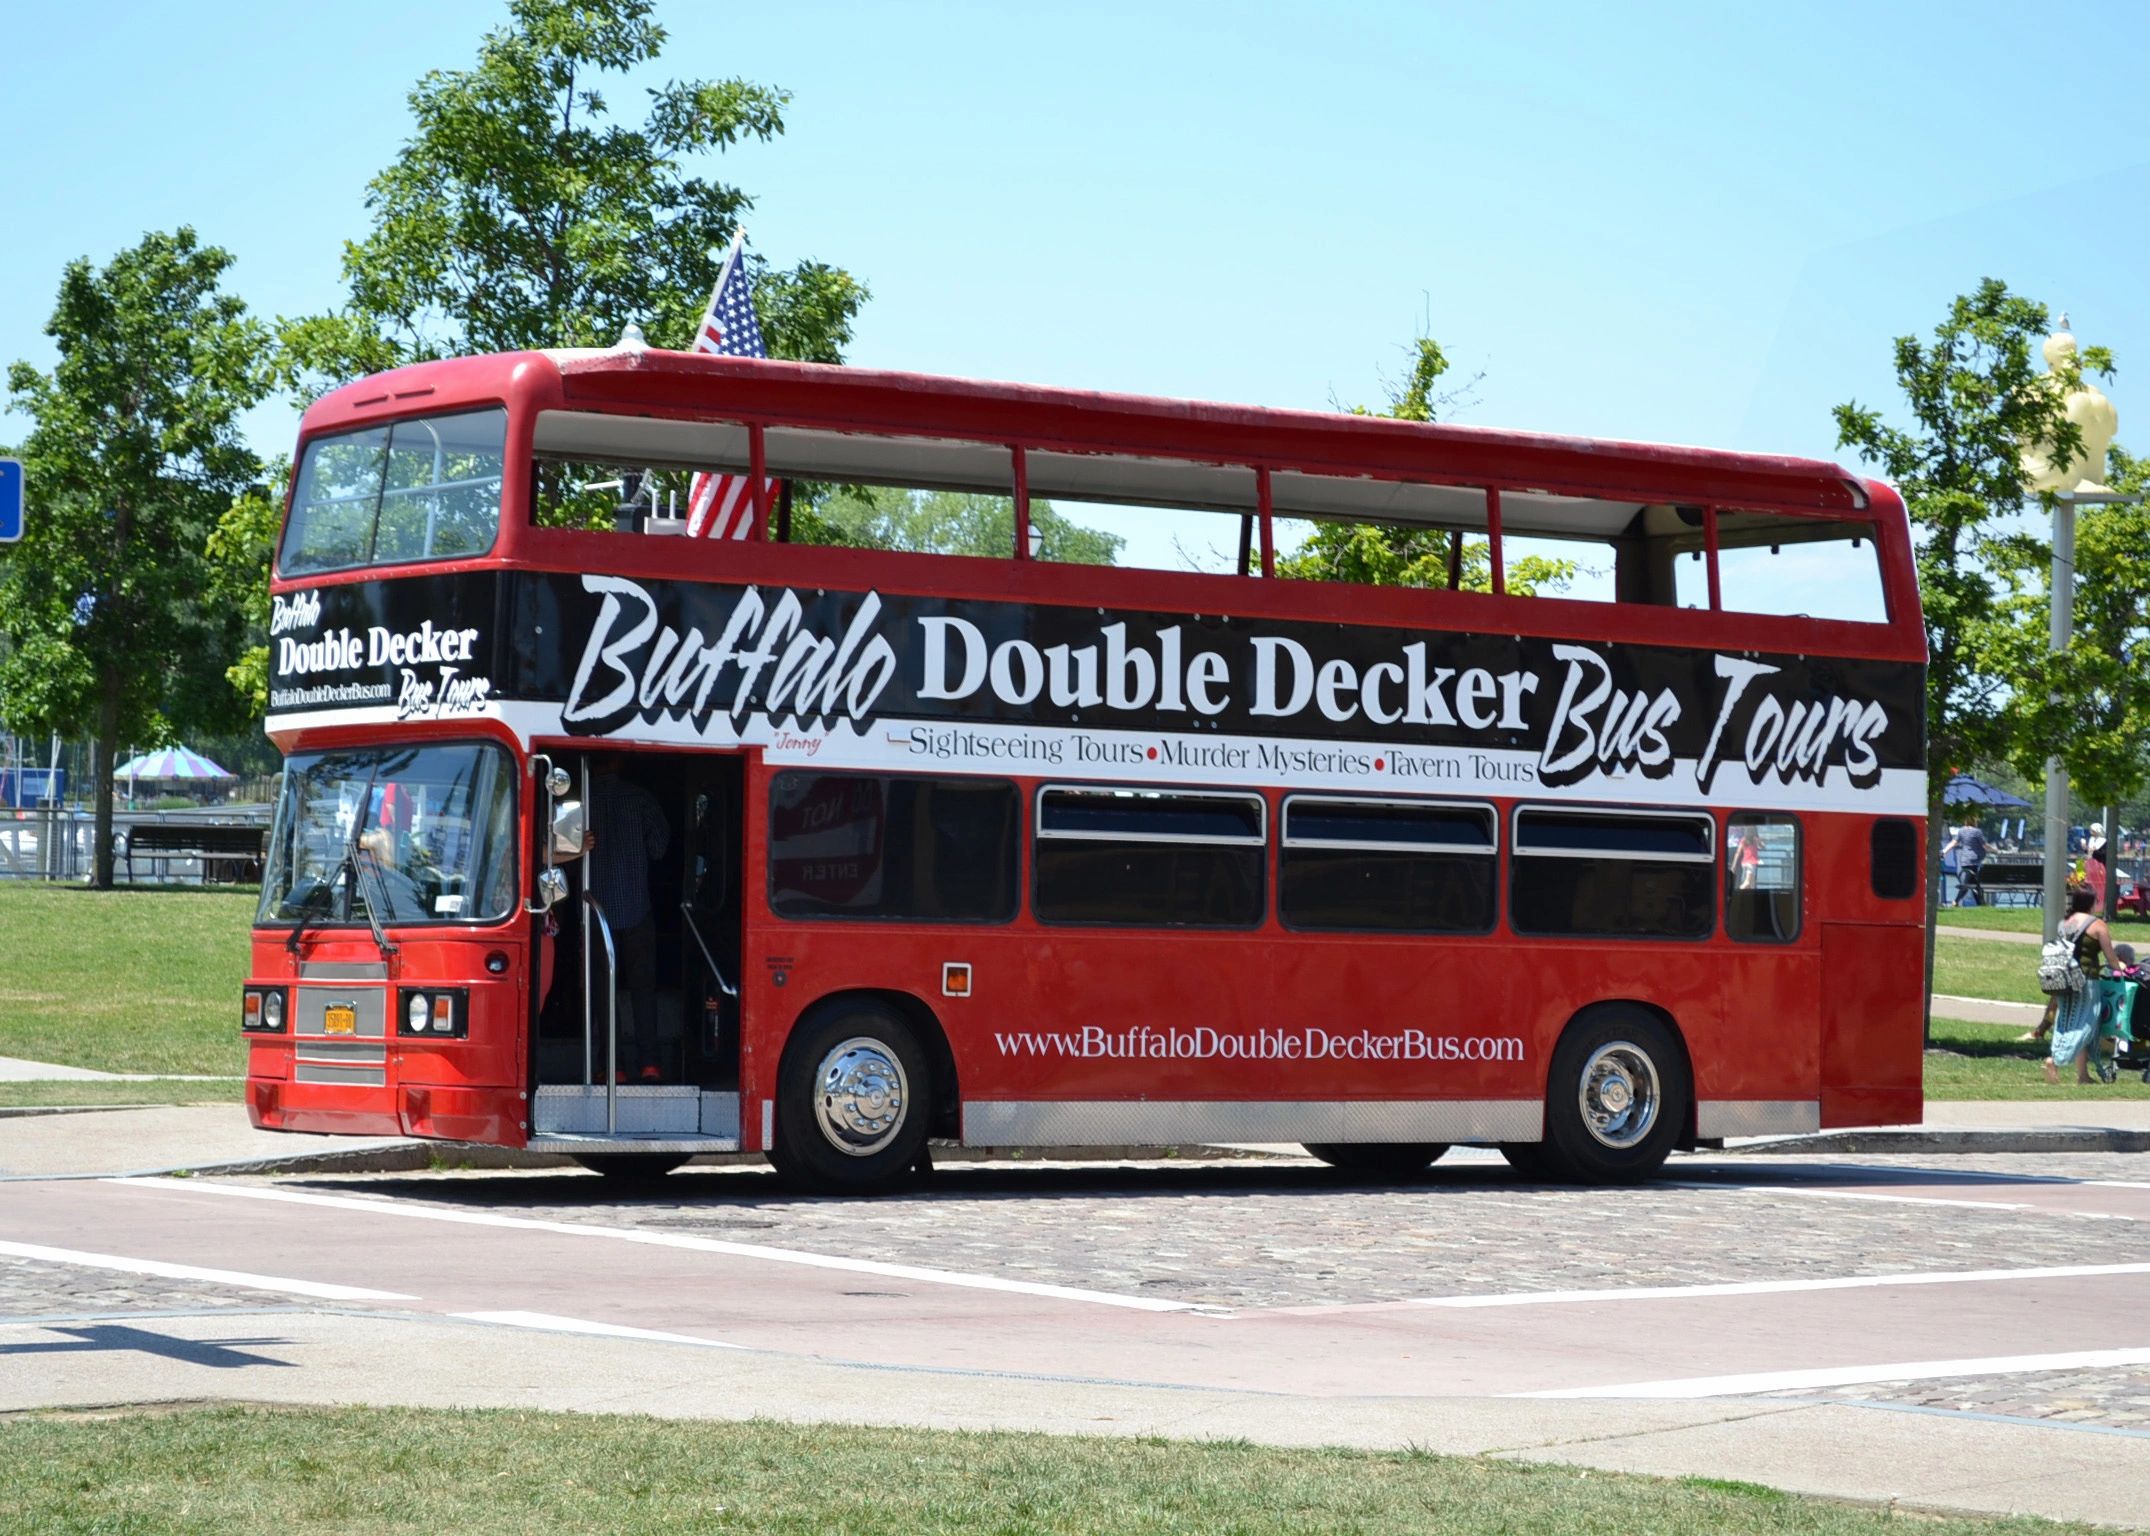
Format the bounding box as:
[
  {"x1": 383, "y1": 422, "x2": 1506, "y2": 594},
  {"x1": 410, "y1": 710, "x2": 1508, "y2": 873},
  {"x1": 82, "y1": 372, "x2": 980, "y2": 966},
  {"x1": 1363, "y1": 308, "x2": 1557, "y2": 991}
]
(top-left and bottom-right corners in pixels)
[
  {"x1": 91, "y1": 675, "x2": 121, "y2": 889},
  {"x1": 1922, "y1": 799, "x2": 1943, "y2": 1049}
]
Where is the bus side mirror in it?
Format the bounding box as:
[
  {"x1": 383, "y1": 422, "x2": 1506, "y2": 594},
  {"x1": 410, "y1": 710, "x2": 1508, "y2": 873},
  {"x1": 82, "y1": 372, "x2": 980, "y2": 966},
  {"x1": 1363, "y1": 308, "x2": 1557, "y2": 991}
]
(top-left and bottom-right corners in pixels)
[
  {"x1": 546, "y1": 765, "x2": 572, "y2": 799},
  {"x1": 551, "y1": 800, "x2": 585, "y2": 858},
  {"x1": 536, "y1": 866, "x2": 569, "y2": 912}
]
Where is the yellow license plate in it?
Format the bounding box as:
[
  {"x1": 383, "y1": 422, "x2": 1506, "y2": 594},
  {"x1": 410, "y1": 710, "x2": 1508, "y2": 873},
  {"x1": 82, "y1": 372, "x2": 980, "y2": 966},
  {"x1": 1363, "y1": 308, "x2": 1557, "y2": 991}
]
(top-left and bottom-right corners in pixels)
[{"x1": 323, "y1": 1005, "x2": 357, "y2": 1036}]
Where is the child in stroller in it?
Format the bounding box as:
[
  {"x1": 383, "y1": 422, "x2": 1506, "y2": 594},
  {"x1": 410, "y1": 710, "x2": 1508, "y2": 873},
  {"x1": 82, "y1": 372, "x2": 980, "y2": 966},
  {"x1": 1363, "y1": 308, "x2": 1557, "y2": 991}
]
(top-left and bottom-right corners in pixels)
[{"x1": 2105, "y1": 943, "x2": 2149, "y2": 1083}]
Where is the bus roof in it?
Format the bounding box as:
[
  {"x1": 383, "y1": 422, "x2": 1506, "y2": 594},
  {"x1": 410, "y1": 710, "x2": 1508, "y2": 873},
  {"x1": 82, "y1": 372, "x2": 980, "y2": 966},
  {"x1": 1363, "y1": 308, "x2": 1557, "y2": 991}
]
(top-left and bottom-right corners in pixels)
[{"x1": 305, "y1": 347, "x2": 1875, "y2": 522}]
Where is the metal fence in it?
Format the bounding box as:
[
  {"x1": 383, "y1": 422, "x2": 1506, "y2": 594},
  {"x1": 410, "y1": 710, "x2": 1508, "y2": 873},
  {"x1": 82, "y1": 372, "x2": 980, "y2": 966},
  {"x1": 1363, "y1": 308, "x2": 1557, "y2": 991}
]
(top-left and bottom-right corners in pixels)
[{"x1": 0, "y1": 804, "x2": 274, "y2": 885}]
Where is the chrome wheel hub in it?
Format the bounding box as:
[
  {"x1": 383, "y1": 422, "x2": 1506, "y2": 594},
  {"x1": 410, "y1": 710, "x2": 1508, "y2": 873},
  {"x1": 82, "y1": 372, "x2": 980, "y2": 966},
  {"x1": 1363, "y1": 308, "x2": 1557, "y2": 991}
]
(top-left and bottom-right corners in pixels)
[
  {"x1": 813, "y1": 1037, "x2": 908, "y2": 1157},
  {"x1": 1578, "y1": 1041, "x2": 1659, "y2": 1150}
]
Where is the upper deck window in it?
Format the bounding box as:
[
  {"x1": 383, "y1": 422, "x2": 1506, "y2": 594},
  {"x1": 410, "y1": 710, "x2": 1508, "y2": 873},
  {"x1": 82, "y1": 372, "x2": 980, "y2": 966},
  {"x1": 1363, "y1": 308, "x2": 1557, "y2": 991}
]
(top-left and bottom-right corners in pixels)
[{"x1": 282, "y1": 408, "x2": 507, "y2": 575}]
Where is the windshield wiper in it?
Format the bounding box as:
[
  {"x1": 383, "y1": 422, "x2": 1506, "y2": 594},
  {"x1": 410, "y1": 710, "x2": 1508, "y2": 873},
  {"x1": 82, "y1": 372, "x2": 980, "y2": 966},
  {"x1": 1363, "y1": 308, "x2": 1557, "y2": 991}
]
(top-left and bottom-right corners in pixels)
[
  {"x1": 336, "y1": 764, "x2": 398, "y2": 962},
  {"x1": 348, "y1": 843, "x2": 401, "y2": 961}
]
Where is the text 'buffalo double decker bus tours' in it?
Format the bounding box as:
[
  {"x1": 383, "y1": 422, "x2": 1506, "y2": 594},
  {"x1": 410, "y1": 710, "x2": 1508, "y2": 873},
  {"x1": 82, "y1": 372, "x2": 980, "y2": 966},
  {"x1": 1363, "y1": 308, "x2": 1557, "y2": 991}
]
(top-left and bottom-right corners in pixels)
[{"x1": 243, "y1": 341, "x2": 1926, "y2": 1189}]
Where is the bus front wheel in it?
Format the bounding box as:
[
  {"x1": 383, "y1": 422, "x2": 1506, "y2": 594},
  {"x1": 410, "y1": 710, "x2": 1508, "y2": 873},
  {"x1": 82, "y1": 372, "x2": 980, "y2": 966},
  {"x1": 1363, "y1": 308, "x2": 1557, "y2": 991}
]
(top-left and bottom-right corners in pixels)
[
  {"x1": 769, "y1": 1001, "x2": 931, "y2": 1194},
  {"x1": 1303, "y1": 1143, "x2": 1448, "y2": 1177},
  {"x1": 1539, "y1": 1006, "x2": 1689, "y2": 1184}
]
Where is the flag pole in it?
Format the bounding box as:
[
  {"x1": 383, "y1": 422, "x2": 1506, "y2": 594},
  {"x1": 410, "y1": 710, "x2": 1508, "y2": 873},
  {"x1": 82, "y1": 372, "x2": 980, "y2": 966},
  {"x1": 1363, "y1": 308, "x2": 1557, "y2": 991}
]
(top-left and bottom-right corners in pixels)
[{"x1": 695, "y1": 230, "x2": 748, "y2": 343}]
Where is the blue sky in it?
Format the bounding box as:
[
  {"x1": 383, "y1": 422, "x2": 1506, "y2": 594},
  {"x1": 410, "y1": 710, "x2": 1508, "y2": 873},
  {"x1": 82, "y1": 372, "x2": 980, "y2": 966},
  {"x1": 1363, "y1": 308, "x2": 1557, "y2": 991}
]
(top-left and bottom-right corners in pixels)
[{"x1": 6, "y1": 0, "x2": 2148, "y2": 567}]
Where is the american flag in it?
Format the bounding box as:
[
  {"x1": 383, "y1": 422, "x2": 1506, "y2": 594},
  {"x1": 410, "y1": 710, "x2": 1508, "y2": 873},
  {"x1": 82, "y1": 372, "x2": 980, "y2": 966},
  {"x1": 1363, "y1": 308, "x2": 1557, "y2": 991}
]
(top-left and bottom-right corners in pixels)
[{"x1": 685, "y1": 233, "x2": 777, "y2": 539}]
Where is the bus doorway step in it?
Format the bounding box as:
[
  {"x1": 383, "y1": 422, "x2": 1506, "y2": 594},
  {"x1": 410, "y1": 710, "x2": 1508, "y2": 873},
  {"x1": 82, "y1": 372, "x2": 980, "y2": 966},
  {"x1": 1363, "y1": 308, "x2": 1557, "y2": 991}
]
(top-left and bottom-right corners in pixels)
[
  {"x1": 528, "y1": 1132, "x2": 742, "y2": 1154},
  {"x1": 534, "y1": 1085, "x2": 738, "y2": 1138}
]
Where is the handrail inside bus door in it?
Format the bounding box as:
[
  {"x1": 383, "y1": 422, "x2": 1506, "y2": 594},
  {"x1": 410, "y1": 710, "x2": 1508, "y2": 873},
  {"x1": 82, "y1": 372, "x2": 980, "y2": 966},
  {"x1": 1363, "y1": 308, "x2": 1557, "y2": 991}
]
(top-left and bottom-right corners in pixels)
[
  {"x1": 582, "y1": 890, "x2": 619, "y2": 1132},
  {"x1": 679, "y1": 903, "x2": 738, "y2": 1000}
]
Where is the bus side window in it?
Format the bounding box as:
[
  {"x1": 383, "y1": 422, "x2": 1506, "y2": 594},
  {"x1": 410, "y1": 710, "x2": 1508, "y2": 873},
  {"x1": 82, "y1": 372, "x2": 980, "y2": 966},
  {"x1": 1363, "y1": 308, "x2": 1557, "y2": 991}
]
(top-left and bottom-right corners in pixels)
[
  {"x1": 1033, "y1": 786, "x2": 1265, "y2": 928},
  {"x1": 1726, "y1": 813, "x2": 1801, "y2": 942},
  {"x1": 767, "y1": 772, "x2": 1019, "y2": 923},
  {"x1": 1278, "y1": 796, "x2": 1497, "y2": 933},
  {"x1": 1510, "y1": 807, "x2": 1715, "y2": 940}
]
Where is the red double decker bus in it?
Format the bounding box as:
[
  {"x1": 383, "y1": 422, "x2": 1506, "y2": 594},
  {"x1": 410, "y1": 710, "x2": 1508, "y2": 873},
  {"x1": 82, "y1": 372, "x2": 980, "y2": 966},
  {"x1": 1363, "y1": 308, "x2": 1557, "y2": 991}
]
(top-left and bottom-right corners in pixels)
[{"x1": 242, "y1": 342, "x2": 1927, "y2": 1189}]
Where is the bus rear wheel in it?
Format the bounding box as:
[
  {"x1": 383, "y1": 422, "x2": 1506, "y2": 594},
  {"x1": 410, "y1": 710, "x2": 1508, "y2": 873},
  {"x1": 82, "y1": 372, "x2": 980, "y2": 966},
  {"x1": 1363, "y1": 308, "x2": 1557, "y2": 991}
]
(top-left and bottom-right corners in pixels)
[
  {"x1": 1302, "y1": 1142, "x2": 1449, "y2": 1178},
  {"x1": 769, "y1": 1001, "x2": 931, "y2": 1194},
  {"x1": 1539, "y1": 1006, "x2": 1689, "y2": 1184},
  {"x1": 573, "y1": 1153, "x2": 688, "y2": 1184}
]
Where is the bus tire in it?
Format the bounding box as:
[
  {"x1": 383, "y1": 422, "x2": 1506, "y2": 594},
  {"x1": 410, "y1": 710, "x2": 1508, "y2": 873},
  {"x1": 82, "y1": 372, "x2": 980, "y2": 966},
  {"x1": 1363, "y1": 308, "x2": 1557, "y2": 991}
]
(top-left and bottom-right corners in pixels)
[
  {"x1": 1539, "y1": 1006, "x2": 1689, "y2": 1184},
  {"x1": 769, "y1": 1001, "x2": 931, "y2": 1194},
  {"x1": 1302, "y1": 1142, "x2": 1448, "y2": 1177},
  {"x1": 573, "y1": 1153, "x2": 688, "y2": 1184}
]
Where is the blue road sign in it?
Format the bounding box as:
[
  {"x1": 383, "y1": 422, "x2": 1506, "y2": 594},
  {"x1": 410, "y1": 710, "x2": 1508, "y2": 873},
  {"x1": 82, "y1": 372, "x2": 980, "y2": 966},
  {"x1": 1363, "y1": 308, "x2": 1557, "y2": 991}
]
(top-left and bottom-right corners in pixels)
[{"x1": 0, "y1": 458, "x2": 20, "y2": 543}]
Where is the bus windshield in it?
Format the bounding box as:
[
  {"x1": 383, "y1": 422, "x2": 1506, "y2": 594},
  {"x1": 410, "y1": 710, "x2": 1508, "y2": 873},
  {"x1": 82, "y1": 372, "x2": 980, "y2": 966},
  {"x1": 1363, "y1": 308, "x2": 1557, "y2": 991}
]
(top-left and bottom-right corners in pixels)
[
  {"x1": 258, "y1": 743, "x2": 518, "y2": 928},
  {"x1": 280, "y1": 408, "x2": 507, "y2": 575}
]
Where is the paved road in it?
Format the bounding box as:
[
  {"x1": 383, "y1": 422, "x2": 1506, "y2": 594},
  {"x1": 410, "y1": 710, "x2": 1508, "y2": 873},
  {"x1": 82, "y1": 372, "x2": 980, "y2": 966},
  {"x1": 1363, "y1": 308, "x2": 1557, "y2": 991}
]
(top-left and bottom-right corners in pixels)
[{"x1": 4, "y1": 1147, "x2": 2149, "y2": 1525}]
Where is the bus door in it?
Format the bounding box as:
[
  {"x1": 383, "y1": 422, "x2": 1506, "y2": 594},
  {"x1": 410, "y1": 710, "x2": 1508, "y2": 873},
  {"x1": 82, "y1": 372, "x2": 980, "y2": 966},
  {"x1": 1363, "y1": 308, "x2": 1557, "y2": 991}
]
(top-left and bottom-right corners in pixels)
[
  {"x1": 530, "y1": 750, "x2": 746, "y2": 1146},
  {"x1": 679, "y1": 756, "x2": 745, "y2": 1091}
]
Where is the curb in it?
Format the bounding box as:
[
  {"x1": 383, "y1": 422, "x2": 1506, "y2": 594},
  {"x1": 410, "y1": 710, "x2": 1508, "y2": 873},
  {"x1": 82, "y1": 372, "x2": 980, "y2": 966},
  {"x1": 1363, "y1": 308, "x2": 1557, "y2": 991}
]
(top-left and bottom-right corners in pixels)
[{"x1": 1727, "y1": 1127, "x2": 2150, "y2": 1156}]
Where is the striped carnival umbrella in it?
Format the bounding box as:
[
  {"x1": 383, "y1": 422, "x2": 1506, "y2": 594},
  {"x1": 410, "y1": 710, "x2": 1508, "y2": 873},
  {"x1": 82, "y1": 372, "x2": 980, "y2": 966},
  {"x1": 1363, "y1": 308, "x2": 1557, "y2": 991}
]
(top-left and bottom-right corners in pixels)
[{"x1": 113, "y1": 745, "x2": 236, "y2": 789}]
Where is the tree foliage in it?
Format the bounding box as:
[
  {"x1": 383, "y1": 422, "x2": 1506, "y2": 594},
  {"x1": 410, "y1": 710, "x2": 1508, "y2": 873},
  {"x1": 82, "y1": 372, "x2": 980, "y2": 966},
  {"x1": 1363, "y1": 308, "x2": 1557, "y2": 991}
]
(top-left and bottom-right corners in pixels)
[
  {"x1": 1832, "y1": 278, "x2": 2104, "y2": 804},
  {"x1": 795, "y1": 486, "x2": 1123, "y2": 565},
  {"x1": 0, "y1": 228, "x2": 268, "y2": 884},
  {"x1": 1981, "y1": 442, "x2": 2150, "y2": 809},
  {"x1": 1279, "y1": 334, "x2": 1575, "y2": 596},
  {"x1": 280, "y1": 0, "x2": 866, "y2": 391}
]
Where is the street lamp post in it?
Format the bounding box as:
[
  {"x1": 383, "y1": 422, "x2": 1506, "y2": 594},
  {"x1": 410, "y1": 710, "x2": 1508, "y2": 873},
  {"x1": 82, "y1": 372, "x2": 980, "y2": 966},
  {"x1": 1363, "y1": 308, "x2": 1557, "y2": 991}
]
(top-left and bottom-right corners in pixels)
[{"x1": 2022, "y1": 318, "x2": 2123, "y2": 939}]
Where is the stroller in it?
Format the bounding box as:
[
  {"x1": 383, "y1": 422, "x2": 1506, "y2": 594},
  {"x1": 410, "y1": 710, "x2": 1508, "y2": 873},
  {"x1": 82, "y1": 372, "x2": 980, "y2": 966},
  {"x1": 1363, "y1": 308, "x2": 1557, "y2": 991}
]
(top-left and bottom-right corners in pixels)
[
  {"x1": 2096, "y1": 947, "x2": 2150, "y2": 1082},
  {"x1": 2118, "y1": 975, "x2": 2150, "y2": 1083}
]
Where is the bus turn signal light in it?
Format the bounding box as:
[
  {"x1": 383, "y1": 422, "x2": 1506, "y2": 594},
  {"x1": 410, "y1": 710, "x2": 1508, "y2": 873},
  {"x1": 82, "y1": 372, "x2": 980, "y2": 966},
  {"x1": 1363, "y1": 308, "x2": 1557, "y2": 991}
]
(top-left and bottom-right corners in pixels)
[{"x1": 942, "y1": 963, "x2": 972, "y2": 998}]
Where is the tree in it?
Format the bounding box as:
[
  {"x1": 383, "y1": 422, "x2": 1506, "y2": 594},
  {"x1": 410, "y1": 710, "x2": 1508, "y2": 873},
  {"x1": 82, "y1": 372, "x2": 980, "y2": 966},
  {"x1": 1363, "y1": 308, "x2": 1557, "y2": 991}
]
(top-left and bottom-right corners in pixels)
[
  {"x1": 0, "y1": 229, "x2": 268, "y2": 886},
  {"x1": 796, "y1": 485, "x2": 1123, "y2": 565},
  {"x1": 1279, "y1": 334, "x2": 1576, "y2": 595},
  {"x1": 1832, "y1": 279, "x2": 2100, "y2": 1027},
  {"x1": 279, "y1": 0, "x2": 866, "y2": 383},
  {"x1": 204, "y1": 461, "x2": 289, "y2": 719}
]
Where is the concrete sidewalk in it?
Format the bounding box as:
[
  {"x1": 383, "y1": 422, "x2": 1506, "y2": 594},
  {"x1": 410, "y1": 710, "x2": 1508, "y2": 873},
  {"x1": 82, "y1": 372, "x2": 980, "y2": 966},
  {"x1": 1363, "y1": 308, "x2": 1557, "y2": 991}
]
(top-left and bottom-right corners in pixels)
[{"x1": 2, "y1": 1308, "x2": 2144, "y2": 1530}]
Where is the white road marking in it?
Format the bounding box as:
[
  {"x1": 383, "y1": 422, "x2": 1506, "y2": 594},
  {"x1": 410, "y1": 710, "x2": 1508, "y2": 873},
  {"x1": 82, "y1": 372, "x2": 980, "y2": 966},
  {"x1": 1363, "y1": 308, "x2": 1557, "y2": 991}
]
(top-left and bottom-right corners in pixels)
[
  {"x1": 1515, "y1": 1345, "x2": 2150, "y2": 1399},
  {"x1": 1407, "y1": 1260, "x2": 2150, "y2": 1310},
  {"x1": 455, "y1": 1310, "x2": 742, "y2": 1348},
  {"x1": 104, "y1": 1178, "x2": 1210, "y2": 1313},
  {"x1": 0, "y1": 1237, "x2": 415, "y2": 1302}
]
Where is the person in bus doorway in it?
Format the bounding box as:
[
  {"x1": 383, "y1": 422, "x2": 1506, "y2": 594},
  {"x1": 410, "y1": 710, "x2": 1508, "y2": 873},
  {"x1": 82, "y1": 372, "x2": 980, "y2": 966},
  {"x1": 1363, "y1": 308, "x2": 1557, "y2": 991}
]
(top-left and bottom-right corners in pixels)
[
  {"x1": 584, "y1": 754, "x2": 671, "y2": 1082},
  {"x1": 2047, "y1": 883, "x2": 2123, "y2": 1086}
]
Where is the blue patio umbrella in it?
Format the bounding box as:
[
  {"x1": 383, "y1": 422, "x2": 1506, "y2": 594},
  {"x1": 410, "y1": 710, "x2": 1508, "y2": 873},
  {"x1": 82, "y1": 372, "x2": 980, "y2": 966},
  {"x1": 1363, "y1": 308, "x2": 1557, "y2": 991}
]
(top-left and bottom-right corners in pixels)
[{"x1": 1943, "y1": 773, "x2": 2033, "y2": 809}]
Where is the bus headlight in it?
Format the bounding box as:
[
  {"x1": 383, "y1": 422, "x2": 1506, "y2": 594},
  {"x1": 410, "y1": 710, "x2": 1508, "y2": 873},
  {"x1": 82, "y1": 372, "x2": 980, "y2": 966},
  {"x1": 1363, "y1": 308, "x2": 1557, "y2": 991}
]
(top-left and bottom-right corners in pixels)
[
  {"x1": 398, "y1": 987, "x2": 467, "y2": 1039},
  {"x1": 242, "y1": 987, "x2": 288, "y2": 1033}
]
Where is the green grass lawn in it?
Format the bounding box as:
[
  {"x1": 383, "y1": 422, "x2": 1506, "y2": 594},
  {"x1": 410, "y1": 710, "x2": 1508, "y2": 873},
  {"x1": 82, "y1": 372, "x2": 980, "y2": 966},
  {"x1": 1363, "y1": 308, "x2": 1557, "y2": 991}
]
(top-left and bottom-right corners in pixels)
[
  {"x1": 1927, "y1": 1015, "x2": 2150, "y2": 1099},
  {"x1": 1931, "y1": 932, "x2": 2046, "y2": 1005},
  {"x1": 1937, "y1": 902, "x2": 2150, "y2": 934},
  {"x1": 0, "y1": 1078, "x2": 239, "y2": 1109},
  {"x1": 0, "y1": 1404, "x2": 2108, "y2": 1536},
  {"x1": 1934, "y1": 905, "x2": 2048, "y2": 933},
  {"x1": 0, "y1": 882, "x2": 254, "y2": 1077}
]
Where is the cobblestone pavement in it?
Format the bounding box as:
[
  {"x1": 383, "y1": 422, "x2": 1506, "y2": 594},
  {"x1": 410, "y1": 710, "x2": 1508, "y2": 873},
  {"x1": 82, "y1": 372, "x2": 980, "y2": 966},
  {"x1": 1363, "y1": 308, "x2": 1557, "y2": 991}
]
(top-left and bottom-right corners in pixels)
[
  {"x1": 291, "y1": 1150, "x2": 2150, "y2": 1312},
  {"x1": 0, "y1": 1255, "x2": 270, "y2": 1320},
  {"x1": 1779, "y1": 1369, "x2": 2150, "y2": 1434}
]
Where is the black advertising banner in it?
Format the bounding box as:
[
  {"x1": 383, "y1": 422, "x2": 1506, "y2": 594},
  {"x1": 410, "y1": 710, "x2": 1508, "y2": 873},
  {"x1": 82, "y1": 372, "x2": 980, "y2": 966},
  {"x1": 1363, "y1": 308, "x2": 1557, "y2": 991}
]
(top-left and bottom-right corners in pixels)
[{"x1": 268, "y1": 569, "x2": 1925, "y2": 811}]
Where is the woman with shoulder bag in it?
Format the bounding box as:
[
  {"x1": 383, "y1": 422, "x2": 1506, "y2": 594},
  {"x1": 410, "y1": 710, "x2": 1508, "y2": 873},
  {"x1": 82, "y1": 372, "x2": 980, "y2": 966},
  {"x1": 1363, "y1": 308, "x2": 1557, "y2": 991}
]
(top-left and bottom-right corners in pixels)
[{"x1": 2047, "y1": 884, "x2": 2123, "y2": 1085}]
